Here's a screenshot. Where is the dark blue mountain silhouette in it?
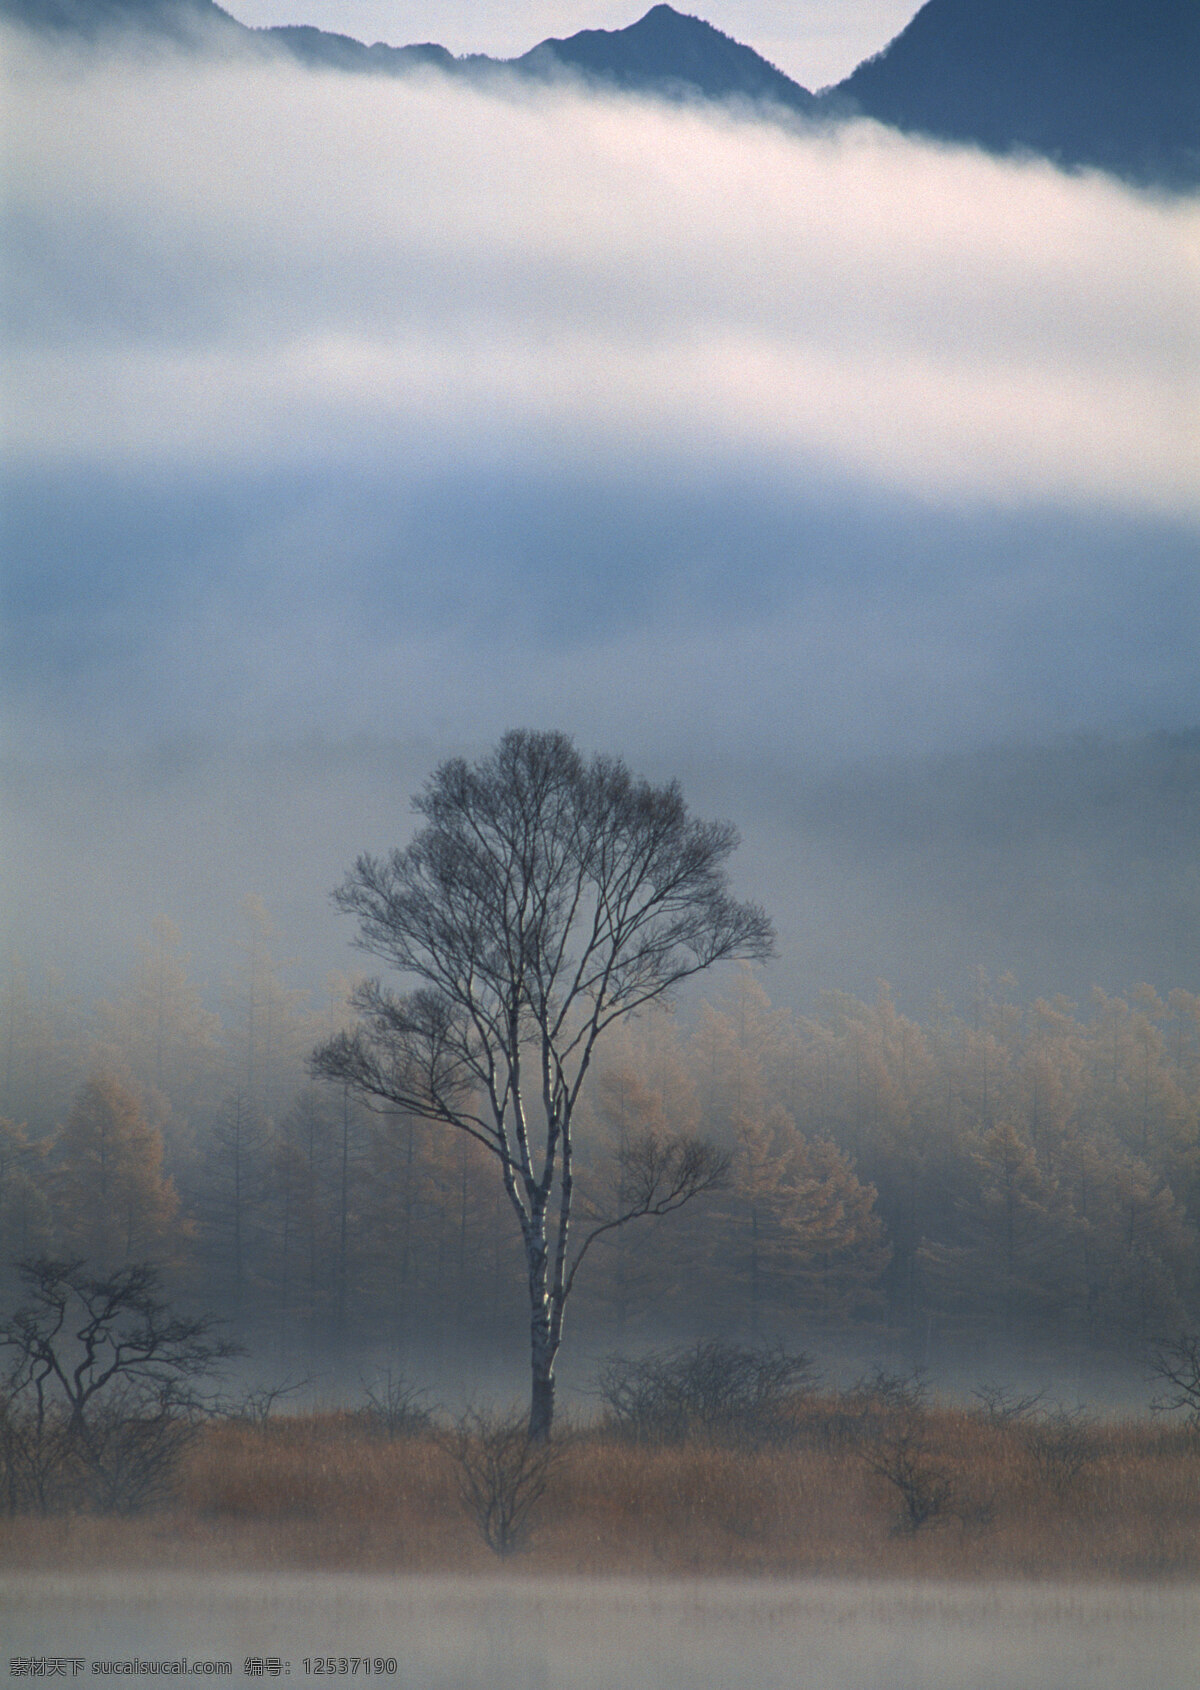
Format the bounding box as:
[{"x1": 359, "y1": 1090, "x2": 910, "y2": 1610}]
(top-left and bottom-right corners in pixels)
[
  {"x1": 3, "y1": 0, "x2": 1195, "y2": 189},
  {"x1": 829, "y1": 0, "x2": 1198, "y2": 188},
  {"x1": 262, "y1": 27, "x2": 453, "y2": 74},
  {"x1": 0, "y1": 0, "x2": 239, "y2": 39},
  {"x1": 0, "y1": 0, "x2": 816, "y2": 105},
  {"x1": 0, "y1": 0, "x2": 456, "y2": 67},
  {"x1": 513, "y1": 3, "x2": 814, "y2": 111}
]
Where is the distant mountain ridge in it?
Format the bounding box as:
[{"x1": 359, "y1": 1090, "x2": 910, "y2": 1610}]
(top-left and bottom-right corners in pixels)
[
  {"x1": 3, "y1": 0, "x2": 1195, "y2": 189},
  {"x1": 1, "y1": 0, "x2": 236, "y2": 39},
  {"x1": 834, "y1": 0, "x2": 1199, "y2": 190}
]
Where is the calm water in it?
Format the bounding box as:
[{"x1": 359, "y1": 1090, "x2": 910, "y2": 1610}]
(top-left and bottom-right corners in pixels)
[{"x1": 3, "y1": 1573, "x2": 1197, "y2": 1690}]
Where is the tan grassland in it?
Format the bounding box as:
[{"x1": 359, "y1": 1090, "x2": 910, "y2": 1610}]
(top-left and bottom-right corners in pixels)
[{"x1": 1, "y1": 1402, "x2": 1197, "y2": 1581}]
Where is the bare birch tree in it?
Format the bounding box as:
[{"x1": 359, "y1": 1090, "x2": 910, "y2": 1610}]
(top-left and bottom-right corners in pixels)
[{"x1": 312, "y1": 729, "x2": 773, "y2": 1439}]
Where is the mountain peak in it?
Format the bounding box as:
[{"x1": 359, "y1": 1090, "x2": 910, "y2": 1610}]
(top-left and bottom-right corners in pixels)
[{"x1": 515, "y1": 3, "x2": 815, "y2": 111}]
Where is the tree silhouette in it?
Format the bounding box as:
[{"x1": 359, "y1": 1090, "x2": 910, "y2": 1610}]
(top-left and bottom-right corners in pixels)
[{"x1": 313, "y1": 729, "x2": 772, "y2": 1439}]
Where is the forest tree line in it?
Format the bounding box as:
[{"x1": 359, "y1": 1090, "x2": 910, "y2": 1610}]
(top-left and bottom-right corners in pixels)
[{"x1": 2, "y1": 905, "x2": 1198, "y2": 1367}]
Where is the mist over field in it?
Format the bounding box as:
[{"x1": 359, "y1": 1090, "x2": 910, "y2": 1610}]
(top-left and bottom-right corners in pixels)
[
  {"x1": 5, "y1": 1575, "x2": 1198, "y2": 1690},
  {"x1": 2, "y1": 24, "x2": 1198, "y2": 1010}
]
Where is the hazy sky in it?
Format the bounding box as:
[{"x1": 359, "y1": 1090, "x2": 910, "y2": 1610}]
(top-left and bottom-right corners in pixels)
[
  {"x1": 219, "y1": 0, "x2": 924, "y2": 88},
  {"x1": 3, "y1": 19, "x2": 1198, "y2": 1009}
]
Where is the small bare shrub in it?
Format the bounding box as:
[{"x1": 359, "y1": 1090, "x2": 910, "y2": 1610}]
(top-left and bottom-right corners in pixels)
[
  {"x1": 77, "y1": 1380, "x2": 204, "y2": 1515},
  {"x1": 220, "y1": 1378, "x2": 309, "y2": 1427},
  {"x1": 971, "y1": 1382, "x2": 1046, "y2": 1427},
  {"x1": 444, "y1": 1409, "x2": 561, "y2": 1556},
  {"x1": 817, "y1": 1367, "x2": 929, "y2": 1448},
  {"x1": 842, "y1": 1372, "x2": 964, "y2": 1534},
  {"x1": 0, "y1": 1258, "x2": 235, "y2": 1515},
  {"x1": 864, "y1": 1419, "x2": 957, "y2": 1533},
  {"x1": 1149, "y1": 1332, "x2": 1200, "y2": 1427},
  {"x1": 597, "y1": 1340, "x2": 816, "y2": 1448},
  {"x1": 0, "y1": 1391, "x2": 78, "y2": 1514},
  {"x1": 849, "y1": 1367, "x2": 929, "y2": 1417},
  {"x1": 358, "y1": 1369, "x2": 434, "y2": 1440},
  {"x1": 0, "y1": 1373, "x2": 202, "y2": 1515}
]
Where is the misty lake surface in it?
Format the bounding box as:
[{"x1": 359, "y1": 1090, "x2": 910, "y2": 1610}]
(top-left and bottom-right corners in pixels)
[{"x1": 3, "y1": 1573, "x2": 1198, "y2": 1690}]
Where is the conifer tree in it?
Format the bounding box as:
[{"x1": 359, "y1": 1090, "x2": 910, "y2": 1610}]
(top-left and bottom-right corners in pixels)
[
  {"x1": 53, "y1": 1074, "x2": 181, "y2": 1269},
  {"x1": 0, "y1": 1117, "x2": 53, "y2": 1290}
]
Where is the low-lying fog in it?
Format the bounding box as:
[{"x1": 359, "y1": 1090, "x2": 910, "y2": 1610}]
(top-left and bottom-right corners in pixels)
[
  {"x1": 5, "y1": 1574, "x2": 1198, "y2": 1689},
  {"x1": 7, "y1": 728, "x2": 1198, "y2": 1013}
]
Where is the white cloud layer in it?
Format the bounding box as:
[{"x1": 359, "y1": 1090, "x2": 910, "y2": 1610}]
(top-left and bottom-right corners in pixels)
[{"x1": 6, "y1": 35, "x2": 1197, "y2": 517}]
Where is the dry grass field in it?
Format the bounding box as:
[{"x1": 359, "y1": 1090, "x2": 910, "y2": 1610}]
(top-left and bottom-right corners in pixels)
[{"x1": 2, "y1": 1397, "x2": 1197, "y2": 1581}]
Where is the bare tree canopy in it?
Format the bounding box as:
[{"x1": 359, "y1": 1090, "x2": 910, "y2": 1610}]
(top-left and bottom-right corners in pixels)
[
  {"x1": 0, "y1": 1258, "x2": 237, "y2": 1513},
  {"x1": 313, "y1": 729, "x2": 773, "y2": 1438}
]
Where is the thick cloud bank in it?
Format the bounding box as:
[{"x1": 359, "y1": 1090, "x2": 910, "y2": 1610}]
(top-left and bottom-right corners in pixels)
[
  {"x1": 3, "y1": 31, "x2": 1198, "y2": 1003},
  {"x1": 7, "y1": 40, "x2": 1196, "y2": 511}
]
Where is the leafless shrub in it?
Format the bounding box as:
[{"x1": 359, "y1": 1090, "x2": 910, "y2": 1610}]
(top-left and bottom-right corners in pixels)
[
  {"x1": 443, "y1": 1409, "x2": 561, "y2": 1556},
  {"x1": 839, "y1": 1369, "x2": 961, "y2": 1533},
  {"x1": 220, "y1": 1378, "x2": 310, "y2": 1427},
  {"x1": 864, "y1": 1418, "x2": 957, "y2": 1533},
  {"x1": 971, "y1": 1382, "x2": 1047, "y2": 1427},
  {"x1": 357, "y1": 1368, "x2": 434, "y2": 1439},
  {"x1": 0, "y1": 1391, "x2": 77, "y2": 1515},
  {"x1": 816, "y1": 1367, "x2": 930, "y2": 1448},
  {"x1": 75, "y1": 1380, "x2": 203, "y2": 1515},
  {"x1": 1149, "y1": 1332, "x2": 1200, "y2": 1427},
  {"x1": 850, "y1": 1366, "x2": 929, "y2": 1416},
  {"x1": 1023, "y1": 1406, "x2": 1096, "y2": 1495},
  {"x1": 0, "y1": 1257, "x2": 236, "y2": 1515},
  {"x1": 597, "y1": 1339, "x2": 816, "y2": 1448},
  {"x1": 0, "y1": 1367, "x2": 204, "y2": 1516}
]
